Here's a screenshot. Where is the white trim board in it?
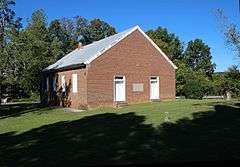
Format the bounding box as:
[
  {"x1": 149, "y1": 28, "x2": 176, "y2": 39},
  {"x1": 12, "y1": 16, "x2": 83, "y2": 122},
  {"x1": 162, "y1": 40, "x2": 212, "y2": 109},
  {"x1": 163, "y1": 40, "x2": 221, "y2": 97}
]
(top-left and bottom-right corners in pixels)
[{"x1": 84, "y1": 25, "x2": 177, "y2": 69}]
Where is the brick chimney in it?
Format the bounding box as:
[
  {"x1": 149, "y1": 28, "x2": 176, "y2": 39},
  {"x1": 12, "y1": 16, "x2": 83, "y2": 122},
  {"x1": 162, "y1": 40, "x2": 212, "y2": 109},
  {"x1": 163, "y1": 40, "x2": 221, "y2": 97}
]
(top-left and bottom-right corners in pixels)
[{"x1": 77, "y1": 42, "x2": 83, "y2": 49}]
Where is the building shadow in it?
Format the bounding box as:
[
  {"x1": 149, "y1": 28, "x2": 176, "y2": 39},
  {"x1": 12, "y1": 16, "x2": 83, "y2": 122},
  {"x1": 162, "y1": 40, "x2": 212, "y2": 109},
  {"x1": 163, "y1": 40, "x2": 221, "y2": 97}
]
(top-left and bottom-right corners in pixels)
[{"x1": 0, "y1": 103, "x2": 240, "y2": 166}]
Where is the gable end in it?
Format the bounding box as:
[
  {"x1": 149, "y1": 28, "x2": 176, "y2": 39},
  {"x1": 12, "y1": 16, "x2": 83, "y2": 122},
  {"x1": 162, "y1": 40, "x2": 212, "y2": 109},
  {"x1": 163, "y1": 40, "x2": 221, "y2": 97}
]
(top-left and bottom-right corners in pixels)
[{"x1": 85, "y1": 26, "x2": 177, "y2": 69}]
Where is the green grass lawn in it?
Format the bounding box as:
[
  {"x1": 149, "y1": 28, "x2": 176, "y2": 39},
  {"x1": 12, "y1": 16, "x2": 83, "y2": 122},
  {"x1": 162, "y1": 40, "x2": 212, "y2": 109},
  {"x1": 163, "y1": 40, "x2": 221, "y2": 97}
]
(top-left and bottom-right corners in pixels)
[{"x1": 0, "y1": 99, "x2": 240, "y2": 166}]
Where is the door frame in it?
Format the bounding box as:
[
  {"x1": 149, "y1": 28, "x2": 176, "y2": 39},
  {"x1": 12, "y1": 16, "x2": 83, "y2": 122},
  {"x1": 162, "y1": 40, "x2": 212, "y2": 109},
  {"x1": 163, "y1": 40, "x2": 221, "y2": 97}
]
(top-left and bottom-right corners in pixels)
[
  {"x1": 113, "y1": 75, "x2": 126, "y2": 102},
  {"x1": 149, "y1": 76, "x2": 160, "y2": 100}
]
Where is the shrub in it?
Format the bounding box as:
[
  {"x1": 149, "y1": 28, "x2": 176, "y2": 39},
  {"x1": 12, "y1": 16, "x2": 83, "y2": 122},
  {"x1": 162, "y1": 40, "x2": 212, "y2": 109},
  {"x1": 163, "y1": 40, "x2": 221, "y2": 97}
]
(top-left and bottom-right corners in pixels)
[
  {"x1": 182, "y1": 71, "x2": 210, "y2": 99},
  {"x1": 183, "y1": 80, "x2": 204, "y2": 99},
  {"x1": 225, "y1": 65, "x2": 240, "y2": 98}
]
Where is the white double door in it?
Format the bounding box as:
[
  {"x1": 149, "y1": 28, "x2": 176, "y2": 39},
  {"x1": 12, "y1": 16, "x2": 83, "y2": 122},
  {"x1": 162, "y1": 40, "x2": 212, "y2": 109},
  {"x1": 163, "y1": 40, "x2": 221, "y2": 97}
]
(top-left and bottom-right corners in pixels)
[{"x1": 150, "y1": 77, "x2": 159, "y2": 100}]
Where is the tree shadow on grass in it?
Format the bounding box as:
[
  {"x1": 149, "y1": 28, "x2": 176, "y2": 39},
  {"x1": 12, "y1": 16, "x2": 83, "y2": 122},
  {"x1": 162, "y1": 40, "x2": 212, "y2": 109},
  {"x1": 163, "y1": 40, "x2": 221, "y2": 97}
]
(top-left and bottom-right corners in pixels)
[
  {"x1": 235, "y1": 103, "x2": 240, "y2": 107},
  {"x1": 0, "y1": 104, "x2": 240, "y2": 166},
  {"x1": 191, "y1": 101, "x2": 226, "y2": 107},
  {"x1": 158, "y1": 104, "x2": 240, "y2": 161},
  {"x1": 0, "y1": 102, "x2": 45, "y2": 119}
]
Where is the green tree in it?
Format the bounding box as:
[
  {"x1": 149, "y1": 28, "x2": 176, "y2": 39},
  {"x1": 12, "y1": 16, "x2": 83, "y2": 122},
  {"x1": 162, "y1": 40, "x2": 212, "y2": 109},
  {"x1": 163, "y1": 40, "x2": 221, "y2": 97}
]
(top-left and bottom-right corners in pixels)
[
  {"x1": 146, "y1": 27, "x2": 184, "y2": 61},
  {"x1": 175, "y1": 59, "x2": 211, "y2": 99},
  {"x1": 60, "y1": 17, "x2": 77, "y2": 41},
  {"x1": 15, "y1": 9, "x2": 53, "y2": 94},
  {"x1": 48, "y1": 19, "x2": 77, "y2": 54},
  {"x1": 75, "y1": 17, "x2": 116, "y2": 45},
  {"x1": 0, "y1": 0, "x2": 21, "y2": 48},
  {"x1": 184, "y1": 39, "x2": 216, "y2": 78},
  {"x1": 175, "y1": 60, "x2": 191, "y2": 96},
  {"x1": 182, "y1": 70, "x2": 211, "y2": 99},
  {"x1": 226, "y1": 65, "x2": 240, "y2": 80},
  {"x1": 59, "y1": 16, "x2": 117, "y2": 46},
  {"x1": 88, "y1": 18, "x2": 116, "y2": 42},
  {"x1": 50, "y1": 38, "x2": 64, "y2": 61},
  {"x1": 211, "y1": 72, "x2": 227, "y2": 96},
  {"x1": 75, "y1": 16, "x2": 91, "y2": 44},
  {"x1": 224, "y1": 65, "x2": 240, "y2": 97},
  {"x1": 0, "y1": 0, "x2": 21, "y2": 102}
]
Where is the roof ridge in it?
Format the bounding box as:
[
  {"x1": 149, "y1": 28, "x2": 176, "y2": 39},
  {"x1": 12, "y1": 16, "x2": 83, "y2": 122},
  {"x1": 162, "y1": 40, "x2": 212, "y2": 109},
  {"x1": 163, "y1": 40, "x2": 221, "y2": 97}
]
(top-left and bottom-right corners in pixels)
[
  {"x1": 43, "y1": 25, "x2": 177, "y2": 71},
  {"x1": 80, "y1": 25, "x2": 139, "y2": 48}
]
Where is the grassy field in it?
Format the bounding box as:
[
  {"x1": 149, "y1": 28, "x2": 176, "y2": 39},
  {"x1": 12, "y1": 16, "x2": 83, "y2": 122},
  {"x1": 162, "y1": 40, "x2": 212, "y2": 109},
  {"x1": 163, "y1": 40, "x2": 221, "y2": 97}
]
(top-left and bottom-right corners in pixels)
[{"x1": 0, "y1": 99, "x2": 240, "y2": 166}]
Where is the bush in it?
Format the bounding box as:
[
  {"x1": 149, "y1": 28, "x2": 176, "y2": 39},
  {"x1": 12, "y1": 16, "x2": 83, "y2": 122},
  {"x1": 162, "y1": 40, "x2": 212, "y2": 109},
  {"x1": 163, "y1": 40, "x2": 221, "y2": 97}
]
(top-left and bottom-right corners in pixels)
[
  {"x1": 225, "y1": 65, "x2": 240, "y2": 98},
  {"x1": 182, "y1": 70, "x2": 210, "y2": 99},
  {"x1": 183, "y1": 80, "x2": 204, "y2": 99}
]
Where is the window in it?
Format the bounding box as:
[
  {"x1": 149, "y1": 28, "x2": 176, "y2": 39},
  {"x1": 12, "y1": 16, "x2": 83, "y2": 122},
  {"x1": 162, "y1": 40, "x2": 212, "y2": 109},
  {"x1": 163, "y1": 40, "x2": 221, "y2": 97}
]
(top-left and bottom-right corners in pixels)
[
  {"x1": 46, "y1": 77, "x2": 49, "y2": 91},
  {"x1": 115, "y1": 76, "x2": 123, "y2": 80},
  {"x1": 72, "y1": 74, "x2": 78, "y2": 93},
  {"x1": 52, "y1": 75, "x2": 56, "y2": 91},
  {"x1": 61, "y1": 75, "x2": 66, "y2": 92},
  {"x1": 150, "y1": 77, "x2": 157, "y2": 80}
]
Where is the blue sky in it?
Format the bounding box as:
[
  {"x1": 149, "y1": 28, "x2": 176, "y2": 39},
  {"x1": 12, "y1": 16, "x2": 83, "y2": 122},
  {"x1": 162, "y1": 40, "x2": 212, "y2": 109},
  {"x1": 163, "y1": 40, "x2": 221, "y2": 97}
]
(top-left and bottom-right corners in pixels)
[{"x1": 15, "y1": 0, "x2": 240, "y2": 72}]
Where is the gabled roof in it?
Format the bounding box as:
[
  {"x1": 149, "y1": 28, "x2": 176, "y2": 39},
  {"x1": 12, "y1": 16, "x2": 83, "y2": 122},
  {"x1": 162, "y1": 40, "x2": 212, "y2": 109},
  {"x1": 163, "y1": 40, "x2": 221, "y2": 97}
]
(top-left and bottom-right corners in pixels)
[{"x1": 44, "y1": 25, "x2": 177, "y2": 71}]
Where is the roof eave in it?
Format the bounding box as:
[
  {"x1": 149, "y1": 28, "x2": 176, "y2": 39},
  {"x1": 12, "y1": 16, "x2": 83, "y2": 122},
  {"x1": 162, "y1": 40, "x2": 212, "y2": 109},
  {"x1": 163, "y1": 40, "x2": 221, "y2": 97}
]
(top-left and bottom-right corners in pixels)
[{"x1": 42, "y1": 63, "x2": 86, "y2": 72}]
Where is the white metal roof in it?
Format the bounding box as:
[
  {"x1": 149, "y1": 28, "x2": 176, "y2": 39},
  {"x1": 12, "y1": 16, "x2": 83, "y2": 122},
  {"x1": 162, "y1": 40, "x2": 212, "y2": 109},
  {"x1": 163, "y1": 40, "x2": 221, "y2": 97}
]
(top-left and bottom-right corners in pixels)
[{"x1": 44, "y1": 25, "x2": 177, "y2": 71}]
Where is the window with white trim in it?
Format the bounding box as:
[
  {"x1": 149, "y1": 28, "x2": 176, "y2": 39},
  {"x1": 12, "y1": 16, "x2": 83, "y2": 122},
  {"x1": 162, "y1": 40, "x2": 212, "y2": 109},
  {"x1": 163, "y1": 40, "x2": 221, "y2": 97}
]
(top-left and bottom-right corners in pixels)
[
  {"x1": 61, "y1": 75, "x2": 66, "y2": 92},
  {"x1": 72, "y1": 74, "x2": 78, "y2": 93}
]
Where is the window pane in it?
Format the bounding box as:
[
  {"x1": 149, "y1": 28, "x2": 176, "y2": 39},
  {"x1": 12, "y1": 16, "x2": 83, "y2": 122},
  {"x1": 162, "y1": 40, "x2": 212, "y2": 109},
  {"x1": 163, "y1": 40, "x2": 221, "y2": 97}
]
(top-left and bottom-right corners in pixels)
[
  {"x1": 115, "y1": 76, "x2": 123, "y2": 80},
  {"x1": 150, "y1": 77, "x2": 157, "y2": 80},
  {"x1": 72, "y1": 74, "x2": 78, "y2": 93}
]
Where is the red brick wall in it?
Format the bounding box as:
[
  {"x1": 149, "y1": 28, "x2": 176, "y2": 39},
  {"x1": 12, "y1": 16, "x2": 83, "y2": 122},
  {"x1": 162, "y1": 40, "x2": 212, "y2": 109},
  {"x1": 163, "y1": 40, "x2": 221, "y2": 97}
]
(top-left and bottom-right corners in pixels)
[
  {"x1": 87, "y1": 29, "x2": 176, "y2": 107},
  {"x1": 54, "y1": 68, "x2": 87, "y2": 108}
]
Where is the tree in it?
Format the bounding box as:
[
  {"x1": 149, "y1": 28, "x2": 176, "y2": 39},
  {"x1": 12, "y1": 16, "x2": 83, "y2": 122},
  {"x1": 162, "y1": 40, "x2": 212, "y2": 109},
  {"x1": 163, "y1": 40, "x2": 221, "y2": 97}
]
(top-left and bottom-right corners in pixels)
[
  {"x1": 184, "y1": 39, "x2": 216, "y2": 78},
  {"x1": 224, "y1": 65, "x2": 240, "y2": 97},
  {"x1": 226, "y1": 65, "x2": 240, "y2": 80},
  {"x1": 49, "y1": 38, "x2": 64, "y2": 61},
  {"x1": 75, "y1": 16, "x2": 91, "y2": 44},
  {"x1": 88, "y1": 18, "x2": 116, "y2": 42},
  {"x1": 182, "y1": 70, "x2": 211, "y2": 99},
  {"x1": 175, "y1": 59, "x2": 211, "y2": 99},
  {"x1": 215, "y1": 9, "x2": 240, "y2": 61},
  {"x1": 15, "y1": 9, "x2": 53, "y2": 94},
  {"x1": 60, "y1": 17, "x2": 77, "y2": 41},
  {"x1": 146, "y1": 27, "x2": 184, "y2": 61},
  {"x1": 75, "y1": 17, "x2": 116, "y2": 45},
  {"x1": 0, "y1": 0, "x2": 21, "y2": 48},
  {"x1": 59, "y1": 16, "x2": 117, "y2": 47},
  {"x1": 48, "y1": 19, "x2": 73, "y2": 57},
  {"x1": 175, "y1": 60, "x2": 191, "y2": 96},
  {"x1": 59, "y1": 18, "x2": 78, "y2": 52},
  {"x1": 0, "y1": 0, "x2": 22, "y2": 103},
  {"x1": 211, "y1": 72, "x2": 227, "y2": 96}
]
